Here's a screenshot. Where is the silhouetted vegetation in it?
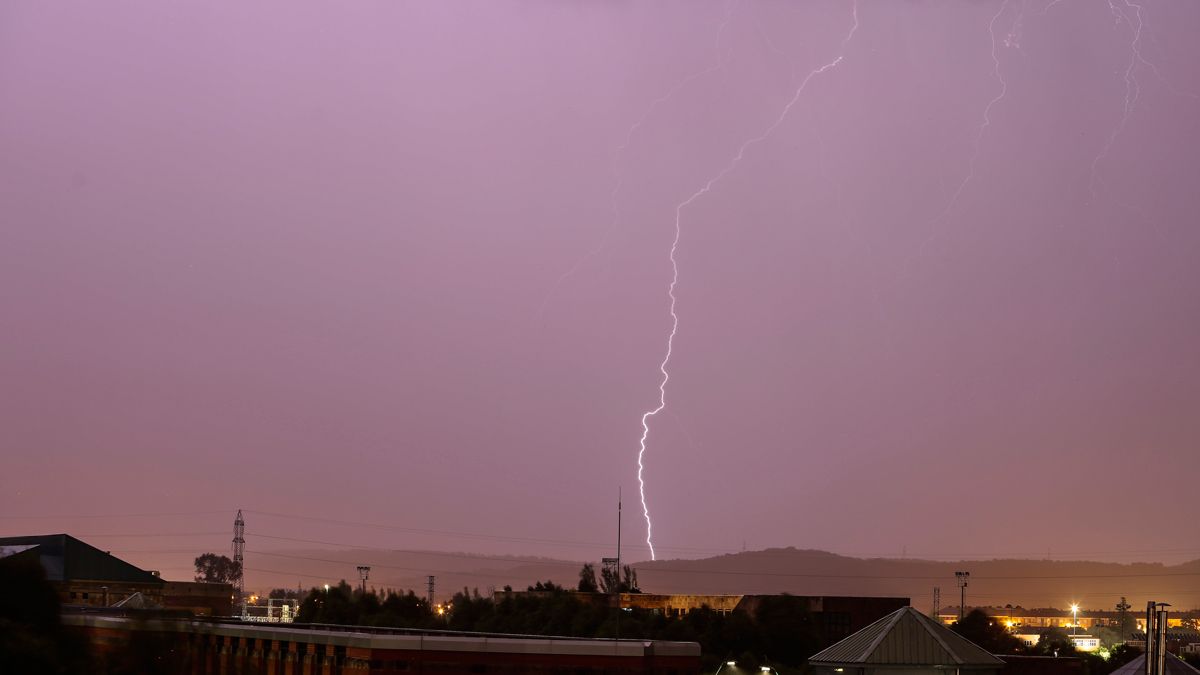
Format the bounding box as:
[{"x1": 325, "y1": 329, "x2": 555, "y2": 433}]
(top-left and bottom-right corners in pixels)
[
  {"x1": 295, "y1": 581, "x2": 821, "y2": 670},
  {"x1": 1030, "y1": 626, "x2": 1077, "y2": 657},
  {"x1": 577, "y1": 562, "x2": 599, "y2": 592},
  {"x1": 951, "y1": 609, "x2": 1027, "y2": 654},
  {"x1": 600, "y1": 563, "x2": 641, "y2": 593},
  {"x1": 192, "y1": 552, "x2": 240, "y2": 584},
  {"x1": 1106, "y1": 644, "x2": 1142, "y2": 670}
]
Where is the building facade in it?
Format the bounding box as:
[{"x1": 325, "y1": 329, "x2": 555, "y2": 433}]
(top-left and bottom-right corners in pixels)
[
  {"x1": 939, "y1": 607, "x2": 1196, "y2": 631},
  {"x1": 64, "y1": 612, "x2": 700, "y2": 675}
]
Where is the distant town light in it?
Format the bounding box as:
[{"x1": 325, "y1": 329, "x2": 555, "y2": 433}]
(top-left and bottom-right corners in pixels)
[{"x1": 727, "y1": 662, "x2": 737, "y2": 666}]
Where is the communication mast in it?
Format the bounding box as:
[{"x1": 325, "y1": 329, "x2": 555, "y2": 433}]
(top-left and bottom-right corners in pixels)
[{"x1": 233, "y1": 510, "x2": 245, "y2": 616}]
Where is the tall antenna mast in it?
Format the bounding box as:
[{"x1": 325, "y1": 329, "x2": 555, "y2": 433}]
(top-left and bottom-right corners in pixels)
[
  {"x1": 616, "y1": 487, "x2": 622, "y2": 641},
  {"x1": 616, "y1": 487, "x2": 622, "y2": 582},
  {"x1": 233, "y1": 510, "x2": 245, "y2": 617}
]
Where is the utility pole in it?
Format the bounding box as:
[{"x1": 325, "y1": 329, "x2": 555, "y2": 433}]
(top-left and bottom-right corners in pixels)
[
  {"x1": 955, "y1": 571, "x2": 970, "y2": 621},
  {"x1": 616, "y1": 488, "x2": 622, "y2": 641},
  {"x1": 427, "y1": 575, "x2": 436, "y2": 608},
  {"x1": 357, "y1": 566, "x2": 371, "y2": 598},
  {"x1": 932, "y1": 587, "x2": 941, "y2": 619},
  {"x1": 233, "y1": 510, "x2": 245, "y2": 618}
]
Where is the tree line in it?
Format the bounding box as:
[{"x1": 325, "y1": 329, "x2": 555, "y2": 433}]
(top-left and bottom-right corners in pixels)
[{"x1": 296, "y1": 577, "x2": 823, "y2": 673}]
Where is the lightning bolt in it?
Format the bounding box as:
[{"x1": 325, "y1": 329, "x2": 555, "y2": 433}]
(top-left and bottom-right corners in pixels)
[
  {"x1": 910, "y1": 0, "x2": 1013, "y2": 266},
  {"x1": 536, "y1": 3, "x2": 736, "y2": 328},
  {"x1": 1089, "y1": 0, "x2": 1146, "y2": 198},
  {"x1": 636, "y1": 0, "x2": 860, "y2": 561}
]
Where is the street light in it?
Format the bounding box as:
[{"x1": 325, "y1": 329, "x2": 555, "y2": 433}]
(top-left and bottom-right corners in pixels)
[
  {"x1": 1070, "y1": 604, "x2": 1080, "y2": 636},
  {"x1": 714, "y1": 662, "x2": 736, "y2": 674},
  {"x1": 955, "y1": 571, "x2": 970, "y2": 621},
  {"x1": 357, "y1": 566, "x2": 371, "y2": 597}
]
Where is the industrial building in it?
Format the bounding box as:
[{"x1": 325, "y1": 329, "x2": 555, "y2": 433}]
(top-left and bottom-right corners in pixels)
[
  {"x1": 0, "y1": 533, "x2": 233, "y2": 616},
  {"x1": 809, "y1": 606, "x2": 1005, "y2": 675},
  {"x1": 63, "y1": 610, "x2": 700, "y2": 674}
]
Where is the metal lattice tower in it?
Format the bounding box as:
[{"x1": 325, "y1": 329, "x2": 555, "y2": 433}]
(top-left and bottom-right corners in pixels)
[
  {"x1": 233, "y1": 510, "x2": 245, "y2": 612},
  {"x1": 932, "y1": 586, "x2": 941, "y2": 619},
  {"x1": 427, "y1": 575, "x2": 435, "y2": 607}
]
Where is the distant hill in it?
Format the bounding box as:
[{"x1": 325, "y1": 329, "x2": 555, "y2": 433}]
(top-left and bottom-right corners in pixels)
[
  {"x1": 245, "y1": 546, "x2": 1200, "y2": 611},
  {"x1": 635, "y1": 548, "x2": 1200, "y2": 610}
]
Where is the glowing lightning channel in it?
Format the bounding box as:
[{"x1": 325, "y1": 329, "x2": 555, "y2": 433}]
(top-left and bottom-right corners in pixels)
[
  {"x1": 1089, "y1": 0, "x2": 1145, "y2": 198},
  {"x1": 536, "y1": 4, "x2": 736, "y2": 328},
  {"x1": 903, "y1": 0, "x2": 1016, "y2": 272},
  {"x1": 636, "y1": 0, "x2": 860, "y2": 561}
]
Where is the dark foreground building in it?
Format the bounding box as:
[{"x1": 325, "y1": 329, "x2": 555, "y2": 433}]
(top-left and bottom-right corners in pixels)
[
  {"x1": 63, "y1": 611, "x2": 700, "y2": 675},
  {"x1": 0, "y1": 533, "x2": 233, "y2": 616},
  {"x1": 809, "y1": 606, "x2": 1005, "y2": 675}
]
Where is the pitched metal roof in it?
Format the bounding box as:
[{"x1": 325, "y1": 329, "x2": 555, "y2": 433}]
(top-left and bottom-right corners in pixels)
[
  {"x1": 0, "y1": 534, "x2": 161, "y2": 584},
  {"x1": 810, "y1": 607, "x2": 1005, "y2": 668},
  {"x1": 1111, "y1": 655, "x2": 1200, "y2": 675}
]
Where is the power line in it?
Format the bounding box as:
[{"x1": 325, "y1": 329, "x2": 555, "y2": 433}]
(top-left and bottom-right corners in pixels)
[
  {"x1": 240, "y1": 509, "x2": 1200, "y2": 561},
  {"x1": 0, "y1": 511, "x2": 226, "y2": 520},
  {"x1": 6, "y1": 507, "x2": 1199, "y2": 562},
  {"x1": 61, "y1": 531, "x2": 229, "y2": 538},
  {"x1": 236, "y1": 555, "x2": 1200, "y2": 603},
  {"x1": 244, "y1": 532, "x2": 1200, "y2": 582},
  {"x1": 246, "y1": 550, "x2": 523, "y2": 582}
]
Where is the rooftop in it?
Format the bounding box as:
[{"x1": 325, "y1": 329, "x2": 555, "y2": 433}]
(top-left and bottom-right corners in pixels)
[
  {"x1": 811, "y1": 607, "x2": 1005, "y2": 669},
  {"x1": 0, "y1": 534, "x2": 162, "y2": 585}
]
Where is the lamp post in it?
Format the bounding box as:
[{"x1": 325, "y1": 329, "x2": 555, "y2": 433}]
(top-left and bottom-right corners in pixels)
[
  {"x1": 357, "y1": 566, "x2": 371, "y2": 597},
  {"x1": 1070, "y1": 604, "x2": 1080, "y2": 637},
  {"x1": 714, "y1": 661, "x2": 737, "y2": 674},
  {"x1": 955, "y1": 571, "x2": 970, "y2": 621}
]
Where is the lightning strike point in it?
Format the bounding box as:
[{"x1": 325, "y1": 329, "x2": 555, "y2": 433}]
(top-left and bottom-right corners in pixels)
[{"x1": 636, "y1": 0, "x2": 860, "y2": 561}]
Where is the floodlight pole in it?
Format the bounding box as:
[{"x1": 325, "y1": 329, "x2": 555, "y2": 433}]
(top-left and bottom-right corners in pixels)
[
  {"x1": 357, "y1": 566, "x2": 371, "y2": 598},
  {"x1": 955, "y1": 571, "x2": 970, "y2": 621}
]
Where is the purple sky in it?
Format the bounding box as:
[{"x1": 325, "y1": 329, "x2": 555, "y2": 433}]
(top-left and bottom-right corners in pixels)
[{"x1": 2, "y1": 0, "x2": 1199, "y2": 582}]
